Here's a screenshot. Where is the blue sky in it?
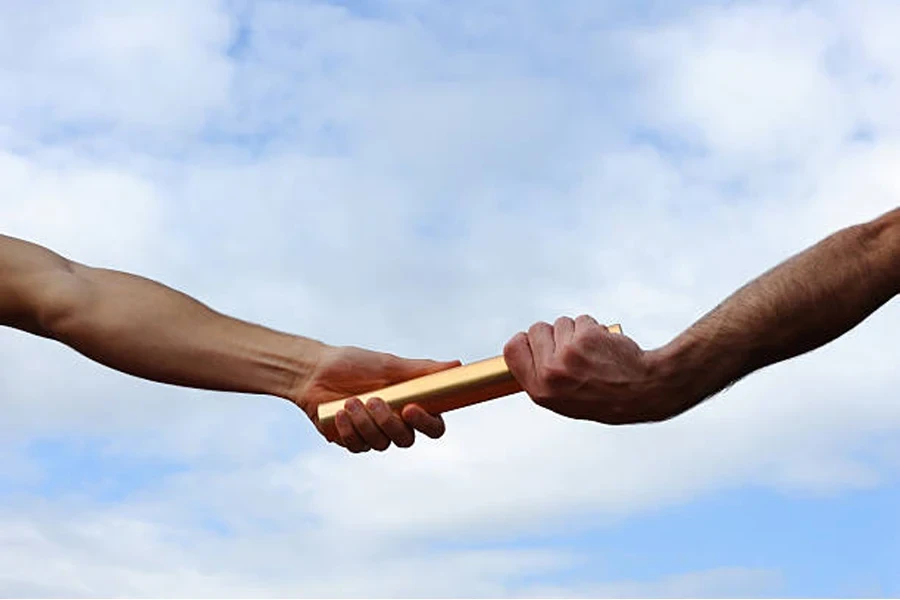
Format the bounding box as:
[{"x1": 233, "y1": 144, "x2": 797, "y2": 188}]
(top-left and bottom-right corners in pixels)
[{"x1": 2, "y1": 0, "x2": 900, "y2": 596}]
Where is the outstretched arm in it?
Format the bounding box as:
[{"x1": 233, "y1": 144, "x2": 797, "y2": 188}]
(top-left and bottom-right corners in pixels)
[
  {"x1": 504, "y1": 207, "x2": 900, "y2": 424},
  {"x1": 0, "y1": 234, "x2": 457, "y2": 451},
  {"x1": 0, "y1": 235, "x2": 323, "y2": 396},
  {"x1": 651, "y1": 207, "x2": 900, "y2": 411}
]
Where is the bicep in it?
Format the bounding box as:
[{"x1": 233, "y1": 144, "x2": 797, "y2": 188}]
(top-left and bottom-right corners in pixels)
[{"x1": 0, "y1": 235, "x2": 78, "y2": 336}]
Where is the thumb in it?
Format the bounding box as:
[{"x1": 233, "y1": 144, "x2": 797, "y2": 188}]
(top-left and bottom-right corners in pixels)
[
  {"x1": 385, "y1": 357, "x2": 462, "y2": 382},
  {"x1": 503, "y1": 331, "x2": 537, "y2": 389}
]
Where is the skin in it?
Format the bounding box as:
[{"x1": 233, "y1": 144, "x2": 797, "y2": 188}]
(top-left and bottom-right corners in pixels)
[
  {"x1": 0, "y1": 234, "x2": 460, "y2": 453},
  {"x1": 505, "y1": 207, "x2": 900, "y2": 424}
]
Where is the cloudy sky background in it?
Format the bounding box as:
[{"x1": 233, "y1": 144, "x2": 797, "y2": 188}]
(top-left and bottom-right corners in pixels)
[{"x1": 2, "y1": 0, "x2": 900, "y2": 596}]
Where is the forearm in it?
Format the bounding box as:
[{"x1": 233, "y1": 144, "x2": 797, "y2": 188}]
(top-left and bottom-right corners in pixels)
[
  {"x1": 41, "y1": 265, "x2": 323, "y2": 400},
  {"x1": 651, "y1": 208, "x2": 900, "y2": 408}
]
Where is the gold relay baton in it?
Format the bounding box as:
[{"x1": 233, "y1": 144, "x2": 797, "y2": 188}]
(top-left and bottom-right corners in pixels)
[{"x1": 317, "y1": 323, "x2": 623, "y2": 437}]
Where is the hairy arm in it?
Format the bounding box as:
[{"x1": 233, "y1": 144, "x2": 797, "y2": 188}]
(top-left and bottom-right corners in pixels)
[
  {"x1": 506, "y1": 207, "x2": 900, "y2": 425},
  {"x1": 652, "y1": 207, "x2": 900, "y2": 410}
]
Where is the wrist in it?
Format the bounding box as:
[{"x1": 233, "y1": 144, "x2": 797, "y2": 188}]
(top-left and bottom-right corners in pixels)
[
  {"x1": 861, "y1": 208, "x2": 900, "y2": 297},
  {"x1": 644, "y1": 338, "x2": 707, "y2": 415},
  {"x1": 278, "y1": 337, "x2": 330, "y2": 403}
]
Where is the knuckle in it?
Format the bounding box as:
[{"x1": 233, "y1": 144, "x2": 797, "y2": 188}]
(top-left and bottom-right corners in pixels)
[
  {"x1": 575, "y1": 314, "x2": 598, "y2": 327},
  {"x1": 335, "y1": 419, "x2": 351, "y2": 437},
  {"x1": 528, "y1": 321, "x2": 552, "y2": 336},
  {"x1": 504, "y1": 334, "x2": 530, "y2": 365},
  {"x1": 554, "y1": 316, "x2": 574, "y2": 328},
  {"x1": 509, "y1": 331, "x2": 527, "y2": 346},
  {"x1": 576, "y1": 320, "x2": 603, "y2": 337},
  {"x1": 503, "y1": 340, "x2": 520, "y2": 362},
  {"x1": 371, "y1": 409, "x2": 392, "y2": 429}
]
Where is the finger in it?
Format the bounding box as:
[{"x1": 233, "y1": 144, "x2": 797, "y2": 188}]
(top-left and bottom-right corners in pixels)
[
  {"x1": 553, "y1": 316, "x2": 576, "y2": 350},
  {"x1": 503, "y1": 331, "x2": 537, "y2": 389},
  {"x1": 574, "y1": 314, "x2": 605, "y2": 337},
  {"x1": 528, "y1": 321, "x2": 556, "y2": 366},
  {"x1": 401, "y1": 404, "x2": 446, "y2": 439},
  {"x1": 335, "y1": 409, "x2": 369, "y2": 453},
  {"x1": 367, "y1": 398, "x2": 415, "y2": 448},
  {"x1": 318, "y1": 421, "x2": 339, "y2": 444},
  {"x1": 345, "y1": 398, "x2": 392, "y2": 452}
]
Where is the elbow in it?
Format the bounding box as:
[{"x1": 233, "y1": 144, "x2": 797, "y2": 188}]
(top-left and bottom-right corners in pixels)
[{"x1": 32, "y1": 265, "x2": 94, "y2": 341}]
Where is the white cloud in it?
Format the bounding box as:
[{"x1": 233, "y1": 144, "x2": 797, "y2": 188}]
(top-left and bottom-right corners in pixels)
[
  {"x1": 0, "y1": 0, "x2": 235, "y2": 142},
  {"x1": 0, "y1": 497, "x2": 780, "y2": 598},
  {"x1": 631, "y1": 2, "x2": 848, "y2": 161},
  {"x1": 0, "y1": 501, "x2": 577, "y2": 597},
  {"x1": 2, "y1": 0, "x2": 900, "y2": 595},
  {"x1": 0, "y1": 150, "x2": 165, "y2": 269}
]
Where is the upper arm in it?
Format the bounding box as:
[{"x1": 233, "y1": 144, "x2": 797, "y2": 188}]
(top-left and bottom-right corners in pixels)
[{"x1": 0, "y1": 235, "x2": 81, "y2": 337}]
